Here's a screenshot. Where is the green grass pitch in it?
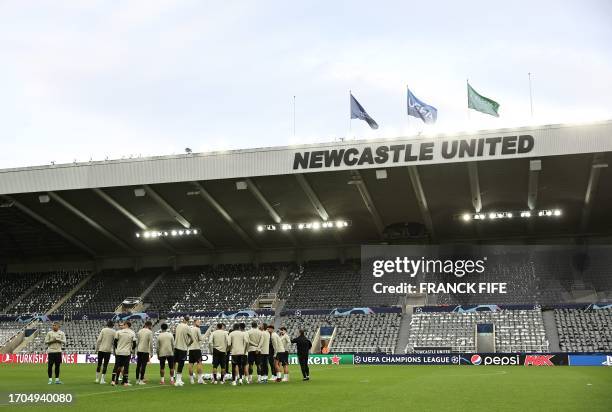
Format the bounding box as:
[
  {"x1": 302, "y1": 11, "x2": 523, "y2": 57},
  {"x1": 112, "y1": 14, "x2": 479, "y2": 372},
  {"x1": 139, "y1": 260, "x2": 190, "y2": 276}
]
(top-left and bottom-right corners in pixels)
[{"x1": 0, "y1": 364, "x2": 610, "y2": 411}]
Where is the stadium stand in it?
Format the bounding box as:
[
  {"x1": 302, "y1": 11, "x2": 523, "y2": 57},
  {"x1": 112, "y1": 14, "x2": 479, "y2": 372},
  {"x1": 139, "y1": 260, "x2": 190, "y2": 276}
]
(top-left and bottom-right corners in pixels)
[
  {"x1": 582, "y1": 254, "x2": 612, "y2": 301},
  {"x1": 20, "y1": 319, "x2": 146, "y2": 354},
  {"x1": 7, "y1": 270, "x2": 89, "y2": 315},
  {"x1": 58, "y1": 268, "x2": 163, "y2": 316},
  {"x1": 276, "y1": 269, "x2": 299, "y2": 301},
  {"x1": 282, "y1": 313, "x2": 401, "y2": 353},
  {"x1": 282, "y1": 261, "x2": 362, "y2": 309},
  {"x1": 0, "y1": 321, "x2": 24, "y2": 347},
  {"x1": 406, "y1": 309, "x2": 548, "y2": 353},
  {"x1": 434, "y1": 251, "x2": 571, "y2": 306},
  {"x1": 0, "y1": 272, "x2": 47, "y2": 312},
  {"x1": 282, "y1": 260, "x2": 397, "y2": 309},
  {"x1": 555, "y1": 308, "x2": 612, "y2": 352},
  {"x1": 147, "y1": 264, "x2": 279, "y2": 313}
]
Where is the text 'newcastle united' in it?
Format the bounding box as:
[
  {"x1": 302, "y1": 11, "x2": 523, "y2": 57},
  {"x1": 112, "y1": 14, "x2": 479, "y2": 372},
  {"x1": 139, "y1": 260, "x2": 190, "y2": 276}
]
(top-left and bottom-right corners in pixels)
[{"x1": 293, "y1": 135, "x2": 534, "y2": 170}]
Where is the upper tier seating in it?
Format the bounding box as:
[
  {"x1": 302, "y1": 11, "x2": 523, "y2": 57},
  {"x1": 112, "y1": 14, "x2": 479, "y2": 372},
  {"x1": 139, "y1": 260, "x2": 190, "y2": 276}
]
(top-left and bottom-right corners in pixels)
[
  {"x1": 58, "y1": 268, "x2": 164, "y2": 316},
  {"x1": 434, "y1": 251, "x2": 570, "y2": 306},
  {"x1": 0, "y1": 272, "x2": 46, "y2": 312},
  {"x1": 147, "y1": 264, "x2": 278, "y2": 313},
  {"x1": 8, "y1": 270, "x2": 89, "y2": 315}
]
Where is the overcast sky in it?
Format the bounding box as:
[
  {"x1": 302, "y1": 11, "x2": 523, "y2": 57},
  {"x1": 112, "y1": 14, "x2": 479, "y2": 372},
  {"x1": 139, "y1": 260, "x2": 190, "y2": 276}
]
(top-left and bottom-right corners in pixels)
[{"x1": 1, "y1": 0, "x2": 611, "y2": 169}]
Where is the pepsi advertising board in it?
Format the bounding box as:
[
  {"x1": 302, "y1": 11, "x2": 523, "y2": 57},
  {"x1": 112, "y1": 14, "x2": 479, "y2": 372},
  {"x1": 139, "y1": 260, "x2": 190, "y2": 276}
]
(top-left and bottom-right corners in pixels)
[{"x1": 459, "y1": 353, "x2": 569, "y2": 366}]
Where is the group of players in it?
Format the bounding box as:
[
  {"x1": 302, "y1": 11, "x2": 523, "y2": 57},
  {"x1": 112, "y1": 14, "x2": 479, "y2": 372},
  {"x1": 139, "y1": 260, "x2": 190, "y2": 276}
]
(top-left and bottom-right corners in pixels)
[{"x1": 87, "y1": 316, "x2": 312, "y2": 387}]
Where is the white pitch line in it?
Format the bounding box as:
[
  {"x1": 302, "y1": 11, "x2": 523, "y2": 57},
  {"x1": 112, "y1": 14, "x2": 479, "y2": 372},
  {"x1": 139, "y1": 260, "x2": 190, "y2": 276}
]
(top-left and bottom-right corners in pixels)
[
  {"x1": 442, "y1": 370, "x2": 508, "y2": 377},
  {"x1": 78, "y1": 384, "x2": 169, "y2": 398}
]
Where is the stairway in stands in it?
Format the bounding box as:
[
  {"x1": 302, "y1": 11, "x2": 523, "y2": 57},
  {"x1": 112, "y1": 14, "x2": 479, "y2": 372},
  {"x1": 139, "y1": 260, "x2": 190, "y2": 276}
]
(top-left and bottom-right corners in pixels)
[
  {"x1": 542, "y1": 309, "x2": 561, "y2": 352},
  {"x1": 394, "y1": 311, "x2": 412, "y2": 354}
]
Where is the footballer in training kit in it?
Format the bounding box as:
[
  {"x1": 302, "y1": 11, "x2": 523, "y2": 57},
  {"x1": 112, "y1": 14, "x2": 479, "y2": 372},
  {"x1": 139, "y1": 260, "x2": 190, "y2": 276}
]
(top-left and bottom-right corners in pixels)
[
  {"x1": 228, "y1": 323, "x2": 249, "y2": 385},
  {"x1": 95, "y1": 320, "x2": 115, "y2": 384},
  {"x1": 112, "y1": 321, "x2": 136, "y2": 387},
  {"x1": 246, "y1": 321, "x2": 263, "y2": 384},
  {"x1": 173, "y1": 316, "x2": 193, "y2": 386},
  {"x1": 188, "y1": 319, "x2": 205, "y2": 384},
  {"x1": 135, "y1": 320, "x2": 153, "y2": 385},
  {"x1": 45, "y1": 322, "x2": 66, "y2": 385},
  {"x1": 209, "y1": 323, "x2": 229, "y2": 384},
  {"x1": 156, "y1": 323, "x2": 175, "y2": 385}
]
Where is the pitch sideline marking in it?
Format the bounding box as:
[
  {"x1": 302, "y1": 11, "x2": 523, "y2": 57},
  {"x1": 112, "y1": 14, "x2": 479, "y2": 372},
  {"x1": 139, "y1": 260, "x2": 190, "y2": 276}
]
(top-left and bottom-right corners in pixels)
[
  {"x1": 441, "y1": 370, "x2": 508, "y2": 377},
  {"x1": 78, "y1": 384, "x2": 169, "y2": 398}
]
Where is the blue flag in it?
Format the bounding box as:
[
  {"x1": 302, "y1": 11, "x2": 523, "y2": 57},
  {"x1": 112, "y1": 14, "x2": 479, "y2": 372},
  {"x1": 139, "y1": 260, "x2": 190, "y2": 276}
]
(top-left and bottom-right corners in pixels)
[
  {"x1": 350, "y1": 93, "x2": 379, "y2": 129},
  {"x1": 407, "y1": 89, "x2": 437, "y2": 124}
]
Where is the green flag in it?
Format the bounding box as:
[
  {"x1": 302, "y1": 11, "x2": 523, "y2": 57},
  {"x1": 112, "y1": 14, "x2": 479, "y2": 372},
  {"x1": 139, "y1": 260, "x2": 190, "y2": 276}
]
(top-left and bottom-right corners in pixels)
[{"x1": 467, "y1": 82, "x2": 500, "y2": 117}]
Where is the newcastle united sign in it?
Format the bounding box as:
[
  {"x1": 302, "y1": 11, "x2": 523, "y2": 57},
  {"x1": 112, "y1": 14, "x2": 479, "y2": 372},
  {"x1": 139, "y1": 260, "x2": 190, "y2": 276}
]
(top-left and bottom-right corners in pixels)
[{"x1": 293, "y1": 135, "x2": 534, "y2": 170}]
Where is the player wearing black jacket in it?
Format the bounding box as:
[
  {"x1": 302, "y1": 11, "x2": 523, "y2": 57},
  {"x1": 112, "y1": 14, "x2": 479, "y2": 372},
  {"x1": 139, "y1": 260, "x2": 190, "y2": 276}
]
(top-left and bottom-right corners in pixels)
[{"x1": 291, "y1": 329, "x2": 312, "y2": 381}]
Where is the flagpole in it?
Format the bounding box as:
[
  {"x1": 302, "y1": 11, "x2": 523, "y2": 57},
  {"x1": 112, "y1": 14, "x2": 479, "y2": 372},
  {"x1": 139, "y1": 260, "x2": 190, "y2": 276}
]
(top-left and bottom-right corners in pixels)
[
  {"x1": 349, "y1": 90, "x2": 352, "y2": 139},
  {"x1": 528, "y1": 72, "x2": 534, "y2": 119},
  {"x1": 466, "y1": 78, "x2": 471, "y2": 124},
  {"x1": 406, "y1": 84, "x2": 410, "y2": 135},
  {"x1": 293, "y1": 95, "x2": 296, "y2": 137}
]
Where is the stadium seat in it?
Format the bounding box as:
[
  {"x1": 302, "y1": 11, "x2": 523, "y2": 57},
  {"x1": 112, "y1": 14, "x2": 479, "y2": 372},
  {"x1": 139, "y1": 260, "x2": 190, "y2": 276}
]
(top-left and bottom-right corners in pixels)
[
  {"x1": 406, "y1": 309, "x2": 548, "y2": 353},
  {"x1": 7, "y1": 270, "x2": 89, "y2": 315},
  {"x1": 282, "y1": 313, "x2": 401, "y2": 354},
  {"x1": 555, "y1": 308, "x2": 612, "y2": 352}
]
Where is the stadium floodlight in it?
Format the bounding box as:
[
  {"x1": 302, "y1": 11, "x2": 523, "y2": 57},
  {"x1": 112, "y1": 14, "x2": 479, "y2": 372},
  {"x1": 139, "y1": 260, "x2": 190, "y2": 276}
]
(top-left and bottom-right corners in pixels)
[
  {"x1": 135, "y1": 228, "x2": 201, "y2": 239},
  {"x1": 455, "y1": 209, "x2": 563, "y2": 222},
  {"x1": 462, "y1": 209, "x2": 562, "y2": 222},
  {"x1": 256, "y1": 219, "x2": 350, "y2": 232}
]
